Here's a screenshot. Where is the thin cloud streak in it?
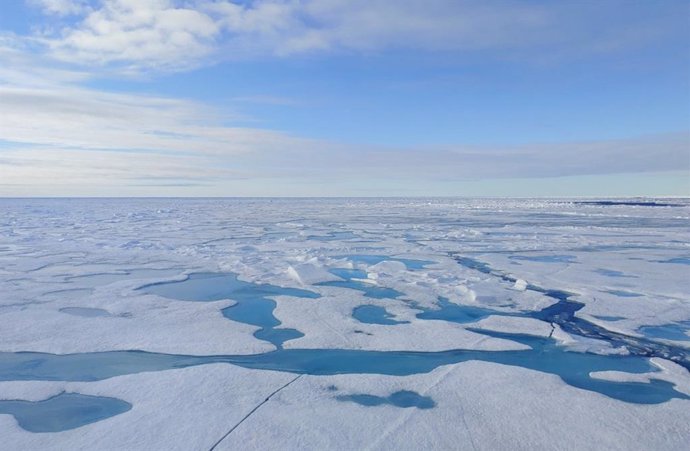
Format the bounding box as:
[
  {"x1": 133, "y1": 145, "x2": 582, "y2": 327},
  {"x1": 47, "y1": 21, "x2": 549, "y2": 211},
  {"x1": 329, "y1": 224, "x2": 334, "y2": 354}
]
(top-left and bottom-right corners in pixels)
[
  {"x1": 1, "y1": 59, "x2": 687, "y2": 193},
  {"x1": 1, "y1": 76, "x2": 686, "y2": 189},
  {"x1": 0, "y1": 84, "x2": 309, "y2": 155},
  {"x1": 0, "y1": 147, "x2": 245, "y2": 185},
  {"x1": 253, "y1": 133, "x2": 690, "y2": 180}
]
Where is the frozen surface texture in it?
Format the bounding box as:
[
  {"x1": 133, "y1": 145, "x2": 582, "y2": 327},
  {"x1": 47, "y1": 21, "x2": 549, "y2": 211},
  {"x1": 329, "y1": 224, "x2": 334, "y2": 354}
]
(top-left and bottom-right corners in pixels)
[{"x1": 0, "y1": 198, "x2": 689, "y2": 450}]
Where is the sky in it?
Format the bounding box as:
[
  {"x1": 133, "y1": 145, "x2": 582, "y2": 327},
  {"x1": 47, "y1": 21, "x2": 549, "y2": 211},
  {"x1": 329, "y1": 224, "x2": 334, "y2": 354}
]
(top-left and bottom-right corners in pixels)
[{"x1": 0, "y1": 0, "x2": 688, "y2": 197}]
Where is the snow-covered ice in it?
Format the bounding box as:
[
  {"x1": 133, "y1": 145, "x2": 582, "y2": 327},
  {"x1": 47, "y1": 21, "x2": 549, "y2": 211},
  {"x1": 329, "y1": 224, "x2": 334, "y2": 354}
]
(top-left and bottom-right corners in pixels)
[{"x1": 0, "y1": 197, "x2": 689, "y2": 450}]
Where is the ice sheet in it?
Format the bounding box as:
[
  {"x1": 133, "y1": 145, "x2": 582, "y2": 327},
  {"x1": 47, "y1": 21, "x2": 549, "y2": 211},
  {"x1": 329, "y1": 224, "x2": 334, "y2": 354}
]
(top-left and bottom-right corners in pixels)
[
  {"x1": 1, "y1": 197, "x2": 688, "y2": 449},
  {"x1": 216, "y1": 362, "x2": 690, "y2": 451}
]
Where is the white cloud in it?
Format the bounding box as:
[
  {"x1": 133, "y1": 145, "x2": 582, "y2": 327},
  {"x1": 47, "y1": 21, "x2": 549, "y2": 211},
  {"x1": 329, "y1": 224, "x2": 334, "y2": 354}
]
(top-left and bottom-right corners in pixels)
[
  {"x1": 42, "y1": 0, "x2": 220, "y2": 71},
  {"x1": 256, "y1": 133, "x2": 690, "y2": 180},
  {"x1": 0, "y1": 51, "x2": 319, "y2": 187},
  {"x1": 37, "y1": 0, "x2": 551, "y2": 69},
  {"x1": 19, "y1": 0, "x2": 686, "y2": 73},
  {"x1": 0, "y1": 35, "x2": 91, "y2": 86},
  {"x1": 29, "y1": 0, "x2": 89, "y2": 16},
  {"x1": 1, "y1": 75, "x2": 687, "y2": 191},
  {"x1": 0, "y1": 83, "x2": 312, "y2": 155},
  {"x1": 280, "y1": 0, "x2": 550, "y2": 54},
  {"x1": 0, "y1": 147, "x2": 238, "y2": 186},
  {"x1": 1, "y1": 3, "x2": 687, "y2": 195}
]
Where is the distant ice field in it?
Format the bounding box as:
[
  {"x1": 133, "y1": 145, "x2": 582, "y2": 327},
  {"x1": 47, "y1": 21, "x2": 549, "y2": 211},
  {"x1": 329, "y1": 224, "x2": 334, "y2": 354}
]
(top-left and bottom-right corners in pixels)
[{"x1": 0, "y1": 198, "x2": 689, "y2": 450}]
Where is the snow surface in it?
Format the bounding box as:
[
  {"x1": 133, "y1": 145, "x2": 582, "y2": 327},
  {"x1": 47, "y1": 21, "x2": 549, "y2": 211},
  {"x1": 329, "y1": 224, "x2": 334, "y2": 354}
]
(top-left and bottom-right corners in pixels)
[
  {"x1": 216, "y1": 362, "x2": 690, "y2": 451},
  {"x1": 1, "y1": 197, "x2": 689, "y2": 450},
  {"x1": 0, "y1": 365, "x2": 295, "y2": 450}
]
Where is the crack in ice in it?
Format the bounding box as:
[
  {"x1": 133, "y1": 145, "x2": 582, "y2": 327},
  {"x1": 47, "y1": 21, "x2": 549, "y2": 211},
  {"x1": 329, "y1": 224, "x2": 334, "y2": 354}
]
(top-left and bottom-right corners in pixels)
[{"x1": 208, "y1": 374, "x2": 303, "y2": 451}]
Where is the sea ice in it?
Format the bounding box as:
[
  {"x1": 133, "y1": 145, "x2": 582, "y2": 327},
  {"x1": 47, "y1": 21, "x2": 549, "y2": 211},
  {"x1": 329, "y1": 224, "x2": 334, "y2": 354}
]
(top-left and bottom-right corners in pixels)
[{"x1": 0, "y1": 197, "x2": 688, "y2": 449}]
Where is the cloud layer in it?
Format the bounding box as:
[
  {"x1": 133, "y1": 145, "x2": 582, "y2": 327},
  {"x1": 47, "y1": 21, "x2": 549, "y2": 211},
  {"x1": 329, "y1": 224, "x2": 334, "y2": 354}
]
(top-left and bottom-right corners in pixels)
[
  {"x1": 1, "y1": 1, "x2": 687, "y2": 196},
  {"x1": 1, "y1": 77, "x2": 687, "y2": 192},
  {"x1": 21, "y1": 0, "x2": 687, "y2": 72}
]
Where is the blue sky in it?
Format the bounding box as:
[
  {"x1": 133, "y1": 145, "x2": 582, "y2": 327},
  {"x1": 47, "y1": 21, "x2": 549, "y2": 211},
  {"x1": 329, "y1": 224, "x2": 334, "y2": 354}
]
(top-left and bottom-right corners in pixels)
[{"x1": 0, "y1": 0, "x2": 688, "y2": 196}]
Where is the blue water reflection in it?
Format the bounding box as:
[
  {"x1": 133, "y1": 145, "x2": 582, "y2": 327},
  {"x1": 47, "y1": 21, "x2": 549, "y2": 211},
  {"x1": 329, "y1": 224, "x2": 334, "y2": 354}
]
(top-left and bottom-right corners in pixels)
[{"x1": 139, "y1": 272, "x2": 319, "y2": 348}]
